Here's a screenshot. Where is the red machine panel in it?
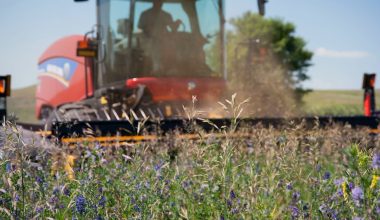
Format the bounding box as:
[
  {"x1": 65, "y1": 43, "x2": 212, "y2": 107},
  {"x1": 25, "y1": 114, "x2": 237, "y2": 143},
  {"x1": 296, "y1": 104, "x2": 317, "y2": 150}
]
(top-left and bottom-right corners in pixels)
[{"x1": 35, "y1": 35, "x2": 93, "y2": 119}]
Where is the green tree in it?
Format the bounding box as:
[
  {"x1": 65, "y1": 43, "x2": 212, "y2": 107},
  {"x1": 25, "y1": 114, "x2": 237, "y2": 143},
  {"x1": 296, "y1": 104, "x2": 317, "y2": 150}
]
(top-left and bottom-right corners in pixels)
[{"x1": 224, "y1": 12, "x2": 313, "y2": 116}]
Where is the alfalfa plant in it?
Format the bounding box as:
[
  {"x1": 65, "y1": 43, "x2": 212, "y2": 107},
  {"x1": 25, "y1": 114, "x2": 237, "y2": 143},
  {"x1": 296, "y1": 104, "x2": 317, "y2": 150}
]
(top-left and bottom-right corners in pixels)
[{"x1": 1, "y1": 121, "x2": 32, "y2": 219}]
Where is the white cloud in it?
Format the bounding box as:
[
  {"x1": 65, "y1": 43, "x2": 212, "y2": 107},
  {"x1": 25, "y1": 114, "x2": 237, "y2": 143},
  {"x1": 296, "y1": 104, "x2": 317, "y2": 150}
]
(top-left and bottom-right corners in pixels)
[{"x1": 315, "y1": 47, "x2": 369, "y2": 58}]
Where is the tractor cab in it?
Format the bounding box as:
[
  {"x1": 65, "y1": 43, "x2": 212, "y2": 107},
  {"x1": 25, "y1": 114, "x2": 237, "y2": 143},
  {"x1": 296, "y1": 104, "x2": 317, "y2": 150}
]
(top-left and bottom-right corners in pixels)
[{"x1": 96, "y1": 0, "x2": 225, "y2": 86}]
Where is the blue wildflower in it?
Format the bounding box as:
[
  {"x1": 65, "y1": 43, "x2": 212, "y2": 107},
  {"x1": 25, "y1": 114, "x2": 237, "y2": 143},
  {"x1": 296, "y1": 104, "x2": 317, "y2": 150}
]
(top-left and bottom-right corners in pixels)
[
  {"x1": 154, "y1": 161, "x2": 164, "y2": 171},
  {"x1": 352, "y1": 187, "x2": 364, "y2": 206},
  {"x1": 5, "y1": 162, "x2": 11, "y2": 173},
  {"x1": 133, "y1": 204, "x2": 141, "y2": 212},
  {"x1": 323, "y1": 171, "x2": 331, "y2": 180},
  {"x1": 99, "y1": 195, "x2": 106, "y2": 208},
  {"x1": 372, "y1": 153, "x2": 380, "y2": 169},
  {"x1": 75, "y1": 195, "x2": 86, "y2": 214}
]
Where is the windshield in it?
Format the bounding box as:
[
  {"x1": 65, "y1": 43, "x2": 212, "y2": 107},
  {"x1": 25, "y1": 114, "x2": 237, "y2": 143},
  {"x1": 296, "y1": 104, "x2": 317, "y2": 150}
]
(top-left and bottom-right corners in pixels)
[{"x1": 98, "y1": 0, "x2": 224, "y2": 87}]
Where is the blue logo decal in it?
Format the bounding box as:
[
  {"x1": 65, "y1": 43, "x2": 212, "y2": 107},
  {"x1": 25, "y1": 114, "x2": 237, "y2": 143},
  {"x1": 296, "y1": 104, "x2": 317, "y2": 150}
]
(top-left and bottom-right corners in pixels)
[{"x1": 38, "y1": 58, "x2": 78, "y2": 86}]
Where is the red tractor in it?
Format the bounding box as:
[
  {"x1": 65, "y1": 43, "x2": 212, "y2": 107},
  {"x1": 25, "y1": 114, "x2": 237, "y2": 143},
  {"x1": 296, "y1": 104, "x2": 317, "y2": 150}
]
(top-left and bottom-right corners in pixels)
[{"x1": 35, "y1": 0, "x2": 267, "y2": 124}]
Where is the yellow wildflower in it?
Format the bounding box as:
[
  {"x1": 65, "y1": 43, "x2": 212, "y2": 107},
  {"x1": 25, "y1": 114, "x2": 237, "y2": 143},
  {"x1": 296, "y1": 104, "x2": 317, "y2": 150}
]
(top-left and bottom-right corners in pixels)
[
  {"x1": 370, "y1": 175, "x2": 379, "y2": 189},
  {"x1": 342, "y1": 182, "x2": 348, "y2": 201},
  {"x1": 64, "y1": 154, "x2": 76, "y2": 180}
]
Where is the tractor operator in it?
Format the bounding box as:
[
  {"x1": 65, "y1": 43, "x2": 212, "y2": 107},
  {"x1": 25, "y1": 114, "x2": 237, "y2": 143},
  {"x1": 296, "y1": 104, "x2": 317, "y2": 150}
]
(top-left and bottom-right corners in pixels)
[
  {"x1": 137, "y1": 0, "x2": 182, "y2": 73},
  {"x1": 138, "y1": 0, "x2": 181, "y2": 37}
]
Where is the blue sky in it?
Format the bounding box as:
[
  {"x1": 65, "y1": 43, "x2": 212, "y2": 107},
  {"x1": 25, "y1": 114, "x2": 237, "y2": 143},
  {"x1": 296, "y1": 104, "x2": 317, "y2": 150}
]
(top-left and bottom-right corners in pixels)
[{"x1": 0, "y1": 0, "x2": 379, "y2": 89}]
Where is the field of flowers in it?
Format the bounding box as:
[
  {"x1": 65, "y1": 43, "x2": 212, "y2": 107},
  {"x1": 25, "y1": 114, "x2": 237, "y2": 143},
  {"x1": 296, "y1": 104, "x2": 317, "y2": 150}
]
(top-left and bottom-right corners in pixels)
[{"x1": 1, "y1": 119, "x2": 380, "y2": 220}]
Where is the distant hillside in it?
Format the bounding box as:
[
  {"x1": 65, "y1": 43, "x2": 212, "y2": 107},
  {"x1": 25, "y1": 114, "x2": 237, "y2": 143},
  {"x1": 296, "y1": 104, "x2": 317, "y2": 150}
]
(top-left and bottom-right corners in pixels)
[
  {"x1": 8, "y1": 85, "x2": 37, "y2": 123},
  {"x1": 301, "y1": 90, "x2": 376, "y2": 116}
]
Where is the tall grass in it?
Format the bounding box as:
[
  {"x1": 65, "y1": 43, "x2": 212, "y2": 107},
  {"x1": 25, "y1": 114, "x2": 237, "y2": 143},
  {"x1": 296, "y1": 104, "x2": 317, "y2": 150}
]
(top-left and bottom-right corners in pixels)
[{"x1": 1, "y1": 96, "x2": 380, "y2": 219}]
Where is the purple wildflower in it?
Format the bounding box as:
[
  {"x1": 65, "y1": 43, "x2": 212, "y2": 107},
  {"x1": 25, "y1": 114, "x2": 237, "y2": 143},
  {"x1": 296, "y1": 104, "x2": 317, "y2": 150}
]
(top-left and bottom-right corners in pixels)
[
  {"x1": 14, "y1": 194, "x2": 19, "y2": 202},
  {"x1": 165, "y1": 179, "x2": 170, "y2": 185},
  {"x1": 75, "y1": 195, "x2": 86, "y2": 214},
  {"x1": 231, "y1": 208, "x2": 239, "y2": 214},
  {"x1": 63, "y1": 187, "x2": 71, "y2": 196},
  {"x1": 319, "y1": 204, "x2": 328, "y2": 214},
  {"x1": 286, "y1": 183, "x2": 293, "y2": 190},
  {"x1": 336, "y1": 189, "x2": 343, "y2": 197},
  {"x1": 182, "y1": 180, "x2": 192, "y2": 189},
  {"x1": 230, "y1": 190, "x2": 236, "y2": 200},
  {"x1": 348, "y1": 182, "x2": 355, "y2": 190},
  {"x1": 49, "y1": 196, "x2": 59, "y2": 204},
  {"x1": 352, "y1": 186, "x2": 364, "y2": 205},
  {"x1": 353, "y1": 217, "x2": 364, "y2": 220},
  {"x1": 227, "y1": 199, "x2": 232, "y2": 208},
  {"x1": 372, "y1": 153, "x2": 380, "y2": 169},
  {"x1": 35, "y1": 176, "x2": 43, "y2": 184},
  {"x1": 35, "y1": 207, "x2": 43, "y2": 213},
  {"x1": 289, "y1": 205, "x2": 299, "y2": 218},
  {"x1": 323, "y1": 171, "x2": 331, "y2": 180},
  {"x1": 334, "y1": 178, "x2": 344, "y2": 186},
  {"x1": 375, "y1": 205, "x2": 380, "y2": 215},
  {"x1": 292, "y1": 191, "x2": 300, "y2": 202}
]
